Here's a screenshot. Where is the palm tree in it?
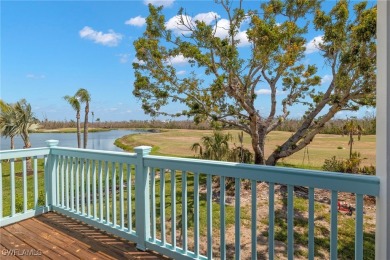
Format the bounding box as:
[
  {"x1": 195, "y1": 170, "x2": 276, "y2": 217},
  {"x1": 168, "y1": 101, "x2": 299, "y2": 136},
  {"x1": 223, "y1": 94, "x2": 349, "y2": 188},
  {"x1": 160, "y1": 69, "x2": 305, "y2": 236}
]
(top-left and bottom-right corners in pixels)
[
  {"x1": 14, "y1": 99, "x2": 37, "y2": 149},
  {"x1": 75, "y1": 88, "x2": 91, "y2": 149},
  {"x1": 0, "y1": 100, "x2": 19, "y2": 149},
  {"x1": 342, "y1": 118, "x2": 363, "y2": 159},
  {"x1": 64, "y1": 95, "x2": 81, "y2": 148},
  {"x1": 191, "y1": 131, "x2": 231, "y2": 161}
]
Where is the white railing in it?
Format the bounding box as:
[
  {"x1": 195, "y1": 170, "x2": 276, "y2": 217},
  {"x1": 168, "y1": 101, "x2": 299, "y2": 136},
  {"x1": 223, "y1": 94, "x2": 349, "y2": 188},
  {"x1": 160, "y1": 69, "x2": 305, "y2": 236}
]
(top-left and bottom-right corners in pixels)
[{"x1": 0, "y1": 141, "x2": 380, "y2": 259}]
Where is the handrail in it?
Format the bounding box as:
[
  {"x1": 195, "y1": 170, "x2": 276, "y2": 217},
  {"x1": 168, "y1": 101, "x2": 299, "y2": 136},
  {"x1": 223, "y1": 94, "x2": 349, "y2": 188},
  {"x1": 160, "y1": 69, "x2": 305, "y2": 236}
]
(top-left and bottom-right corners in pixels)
[
  {"x1": 144, "y1": 155, "x2": 380, "y2": 196},
  {"x1": 0, "y1": 147, "x2": 50, "y2": 160}
]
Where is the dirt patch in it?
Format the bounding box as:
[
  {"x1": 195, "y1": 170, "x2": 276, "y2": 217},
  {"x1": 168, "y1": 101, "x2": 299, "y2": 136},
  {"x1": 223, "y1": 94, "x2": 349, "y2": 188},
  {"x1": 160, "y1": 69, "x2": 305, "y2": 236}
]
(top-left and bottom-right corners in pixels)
[{"x1": 196, "y1": 182, "x2": 376, "y2": 259}]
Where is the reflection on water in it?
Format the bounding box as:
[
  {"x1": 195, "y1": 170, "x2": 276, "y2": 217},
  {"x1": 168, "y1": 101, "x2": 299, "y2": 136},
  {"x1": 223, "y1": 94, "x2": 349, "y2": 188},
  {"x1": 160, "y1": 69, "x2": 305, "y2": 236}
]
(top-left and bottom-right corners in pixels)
[{"x1": 0, "y1": 129, "x2": 145, "y2": 152}]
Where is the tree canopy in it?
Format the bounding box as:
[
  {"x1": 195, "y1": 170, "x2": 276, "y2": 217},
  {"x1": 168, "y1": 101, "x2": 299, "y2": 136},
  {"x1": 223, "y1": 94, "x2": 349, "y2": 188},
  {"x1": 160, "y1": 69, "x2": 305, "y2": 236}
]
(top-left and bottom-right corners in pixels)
[{"x1": 133, "y1": 0, "x2": 376, "y2": 165}]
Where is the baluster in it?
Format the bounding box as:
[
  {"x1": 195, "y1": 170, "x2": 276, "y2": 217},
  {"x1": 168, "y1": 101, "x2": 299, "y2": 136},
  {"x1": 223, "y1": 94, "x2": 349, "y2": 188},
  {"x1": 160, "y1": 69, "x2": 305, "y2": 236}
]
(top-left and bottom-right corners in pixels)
[
  {"x1": 127, "y1": 164, "x2": 132, "y2": 231},
  {"x1": 160, "y1": 168, "x2": 166, "y2": 245},
  {"x1": 64, "y1": 156, "x2": 69, "y2": 209},
  {"x1": 86, "y1": 159, "x2": 91, "y2": 217},
  {"x1": 60, "y1": 155, "x2": 65, "y2": 207},
  {"x1": 287, "y1": 185, "x2": 294, "y2": 260},
  {"x1": 98, "y1": 160, "x2": 103, "y2": 222},
  {"x1": 150, "y1": 168, "x2": 156, "y2": 241},
  {"x1": 194, "y1": 172, "x2": 200, "y2": 258},
  {"x1": 105, "y1": 161, "x2": 109, "y2": 224},
  {"x1": 268, "y1": 182, "x2": 275, "y2": 259},
  {"x1": 220, "y1": 175, "x2": 226, "y2": 260},
  {"x1": 171, "y1": 169, "x2": 176, "y2": 249},
  {"x1": 76, "y1": 158, "x2": 80, "y2": 213},
  {"x1": 235, "y1": 178, "x2": 241, "y2": 259},
  {"x1": 22, "y1": 157, "x2": 27, "y2": 213},
  {"x1": 206, "y1": 174, "x2": 212, "y2": 259},
  {"x1": 81, "y1": 158, "x2": 85, "y2": 215},
  {"x1": 308, "y1": 187, "x2": 315, "y2": 260},
  {"x1": 92, "y1": 160, "x2": 97, "y2": 219},
  {"x1": 251, "y1": 180, "x2": 256, "y2": 260},
  {"x1": 330, "y1": 190, "x2": 338, "y2": 259},
  {"x1": 10, "y1": 159, "x2": 15, "y2": 216},
  {"x1": 355, "y1": 194, "x2": 364, "y2": 259},
  {"x1": 182, "y1": 171, "x2": 188, "y2": 254},
  {"x1": 119, "y1": 163, "x2": 124, "y2": 229},
  {"x1": 70, "y1": 157, "x2": 74, "y2": 211},
  {"x1": 112, "y1": 162, "x2": 117, "y2": 227}
]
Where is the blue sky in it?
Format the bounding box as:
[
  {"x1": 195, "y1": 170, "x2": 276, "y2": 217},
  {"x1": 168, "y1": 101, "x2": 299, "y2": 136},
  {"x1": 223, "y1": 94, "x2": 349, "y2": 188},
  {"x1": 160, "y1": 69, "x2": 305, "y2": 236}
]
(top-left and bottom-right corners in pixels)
[{"x1": 1, "y1": 0, "x2": 374, "y2": 122}]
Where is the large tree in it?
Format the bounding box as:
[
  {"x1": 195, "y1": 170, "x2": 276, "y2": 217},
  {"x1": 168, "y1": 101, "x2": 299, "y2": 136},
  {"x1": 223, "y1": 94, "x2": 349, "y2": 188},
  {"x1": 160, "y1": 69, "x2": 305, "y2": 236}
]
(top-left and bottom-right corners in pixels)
[
  {"x1": 133, "y1": 0, "x2": 376, "y2": 165},
  {"x1": 75, "y1": 88, "x2": 91, "y2": 149}
]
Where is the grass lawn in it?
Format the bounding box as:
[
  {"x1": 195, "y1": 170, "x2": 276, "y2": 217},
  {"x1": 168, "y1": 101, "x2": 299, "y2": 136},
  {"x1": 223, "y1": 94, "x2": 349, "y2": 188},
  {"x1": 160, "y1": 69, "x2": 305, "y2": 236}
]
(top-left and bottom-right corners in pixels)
[{"x1": 115, "y1": 129, "x2": 376, "y2": 169}]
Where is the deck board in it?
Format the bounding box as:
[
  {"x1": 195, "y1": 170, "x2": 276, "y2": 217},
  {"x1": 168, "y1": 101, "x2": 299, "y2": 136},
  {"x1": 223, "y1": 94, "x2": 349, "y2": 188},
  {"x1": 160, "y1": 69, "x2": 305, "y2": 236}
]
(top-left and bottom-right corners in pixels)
[{"x1": 0, "y1": 212, "x2": 169, "y2": 259}]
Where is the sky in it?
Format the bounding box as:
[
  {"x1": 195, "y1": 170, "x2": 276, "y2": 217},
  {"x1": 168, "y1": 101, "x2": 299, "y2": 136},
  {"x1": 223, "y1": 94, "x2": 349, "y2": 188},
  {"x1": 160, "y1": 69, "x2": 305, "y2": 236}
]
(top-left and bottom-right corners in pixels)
[{"x1": 0, "y1": 0, "x2": 375, "y2": 122}]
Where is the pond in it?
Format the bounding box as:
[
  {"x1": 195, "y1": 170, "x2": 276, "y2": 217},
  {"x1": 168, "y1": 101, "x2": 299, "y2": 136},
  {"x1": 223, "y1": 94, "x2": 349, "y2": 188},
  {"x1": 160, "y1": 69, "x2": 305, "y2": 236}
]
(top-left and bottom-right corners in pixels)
[{"x1": 0, "y1": 129, "x2": 145, "y2": 152}]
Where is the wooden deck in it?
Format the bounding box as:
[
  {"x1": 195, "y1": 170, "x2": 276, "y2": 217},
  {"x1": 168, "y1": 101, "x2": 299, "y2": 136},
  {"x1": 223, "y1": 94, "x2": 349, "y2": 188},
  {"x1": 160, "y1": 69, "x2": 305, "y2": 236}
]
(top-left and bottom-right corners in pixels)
[{"x1": 0, "y1": 212, "x2": 169, "y2": 259}]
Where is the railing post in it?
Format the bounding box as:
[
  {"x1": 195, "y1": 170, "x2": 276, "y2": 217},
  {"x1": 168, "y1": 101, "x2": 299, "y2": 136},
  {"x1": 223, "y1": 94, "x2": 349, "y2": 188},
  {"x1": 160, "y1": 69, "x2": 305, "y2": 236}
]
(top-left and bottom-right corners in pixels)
[
  {"x1": 376, "y1": 2, "x2": 390, "y2": 260},
  {"x1": 45, "y1": 140, "x2": 59, "y2": 210},
  {"x1": 134, "y1": 146, "x2": 152, "y2": 251}
]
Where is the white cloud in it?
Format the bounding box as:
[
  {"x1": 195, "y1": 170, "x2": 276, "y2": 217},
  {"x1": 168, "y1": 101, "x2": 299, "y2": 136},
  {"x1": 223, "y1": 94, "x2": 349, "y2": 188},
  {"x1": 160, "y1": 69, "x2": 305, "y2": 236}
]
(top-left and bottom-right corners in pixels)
[
  {"x1": 132, "y1": 57, "x2": 146, "y2": 65},
  {"x1": 164, "y1": 12, "x2": 250, "y2": 47},
  {"x1": 168, "y1": 54, "x2": 189, "y2": 65},
  {"x1": 26, "y1": 73, "x2": 45, "y2": 79},
  {"x1": 117, "y1": 54, "x2": 130, "y2": 63},
  {"x1": 255, "y1": 89, "x2": 285, "y2": 95},
  {"x1": 193, "y1": 12, "x2": 220, "y2": 25},
  {"x1": 144, "y1": 0, "x2": 174, "y2": 7},
  {"x1": 166, "y1": 12, "x2": 222, "y2": 35},
  {"x1": 236, "y1": 31, "x2": 250, "y2": 47},
  {"x1": 177, "y1": 70, "x2": 186, "y2": 75},
  {"x1": 213, "y1": 19, "x2": 250, "y2": 47},
  {"x1": 165, "y1": 15, "x2": 193, "y2": 33},
  {"x1": 125, "y1": 16, "x2": 146, "y2": 27},
  {"x1": 321, "y1": 74, "x2": 333, "y2": 85},
  {"x1": 305, "y1": 35, "x2": 323, "y2": 54},
  {"x1": 79, "y1": 26, "x2": 122, "y2": 47},
  {"x1": 214, "y1": 18, "x2": 230, "y2": 38}
]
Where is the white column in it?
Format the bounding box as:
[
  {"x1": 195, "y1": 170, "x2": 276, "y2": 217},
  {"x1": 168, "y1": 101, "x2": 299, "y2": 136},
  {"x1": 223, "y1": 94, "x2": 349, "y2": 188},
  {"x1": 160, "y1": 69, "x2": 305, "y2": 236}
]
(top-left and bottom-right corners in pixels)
[{"x1": 376, "y1": 1, "x2": 390, "y2": 260}]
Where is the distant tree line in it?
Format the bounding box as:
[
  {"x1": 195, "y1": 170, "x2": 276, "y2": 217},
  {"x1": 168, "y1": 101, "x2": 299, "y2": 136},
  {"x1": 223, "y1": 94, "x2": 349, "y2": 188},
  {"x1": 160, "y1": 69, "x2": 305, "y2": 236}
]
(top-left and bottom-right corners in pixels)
[
  {"x1": 38, "y1": 119, "x2": 212, "y2": 130},
  {"x1": 38, "y1": 116, "x2": 376, "y2": 135},
  {"x1": 275, "y1": 115, "x2": 376, "y2": 135}
]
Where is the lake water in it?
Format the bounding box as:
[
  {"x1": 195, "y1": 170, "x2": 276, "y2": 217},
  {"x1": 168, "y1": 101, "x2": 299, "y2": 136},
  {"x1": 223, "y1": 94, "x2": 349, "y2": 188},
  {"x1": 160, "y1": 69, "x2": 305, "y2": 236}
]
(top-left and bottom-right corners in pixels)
[{"x1": 0, "y1": 129, "x2": 145, "y2": 152}]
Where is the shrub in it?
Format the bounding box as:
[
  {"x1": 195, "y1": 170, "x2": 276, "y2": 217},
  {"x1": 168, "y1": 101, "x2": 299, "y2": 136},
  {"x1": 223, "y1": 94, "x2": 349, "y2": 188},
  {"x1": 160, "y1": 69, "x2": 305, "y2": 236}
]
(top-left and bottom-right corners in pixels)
[
  {"x1": 322, "y1": 156, "x2": 345, "y2": 172},
  {"x1": 322, "y1": 152, "x2": 375, "y2": 174}
]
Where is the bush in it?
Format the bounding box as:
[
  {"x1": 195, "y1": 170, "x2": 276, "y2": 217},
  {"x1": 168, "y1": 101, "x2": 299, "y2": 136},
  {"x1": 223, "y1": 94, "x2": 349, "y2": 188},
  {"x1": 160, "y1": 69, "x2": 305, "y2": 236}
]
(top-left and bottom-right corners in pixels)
[
  {"x1": 322, "y1": 156, "x2": 345, "y2": 172},
  {"x1": 322, "y1": 152, "x2": 372, "y2": 174}
]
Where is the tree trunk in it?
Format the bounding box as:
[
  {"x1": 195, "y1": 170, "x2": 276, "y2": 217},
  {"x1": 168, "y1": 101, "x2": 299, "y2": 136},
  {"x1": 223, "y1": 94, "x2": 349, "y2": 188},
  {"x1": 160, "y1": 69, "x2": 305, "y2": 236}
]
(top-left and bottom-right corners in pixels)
[
  {"x1": 266, "y1": 154, "x2": 278, "y2": 166},
  {"x1": 251, "y1": 131, "x2": 266, "y2": 165},
  {"x1": 76, "y1": 112, "x2": 81, "y2": 148},
  {"x1": 10, "y1": 136, "x2": 15, "y2": 150},
  {"x1": 83, "y1": 102, "x2": 89, "y2": 149}
]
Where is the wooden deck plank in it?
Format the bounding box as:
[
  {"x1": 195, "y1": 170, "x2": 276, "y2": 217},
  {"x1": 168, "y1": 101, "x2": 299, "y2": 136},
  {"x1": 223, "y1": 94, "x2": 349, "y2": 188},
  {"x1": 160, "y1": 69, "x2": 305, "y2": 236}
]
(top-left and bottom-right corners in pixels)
[
  {"x1": 0, "y1": 212, "x2": 169, "y2": 260},
  {"x1": 16, "y1": 219, "x2": 103, "y2": 260},
  {"x1": 4, "y1": 222, "x2": 72, "y2": 259},
  {"x1": 0, "y1": 243, "x2": 19, "y2": 259},
  {"x1": 38, "y1": 213, "x2": 167, "y2": 259},
  {"x1": 0, "y1": 229, "x2": 51, "y2": 260},
  {"x1": 28, "y1": 217, "x2": 118, "y2": 260}
]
